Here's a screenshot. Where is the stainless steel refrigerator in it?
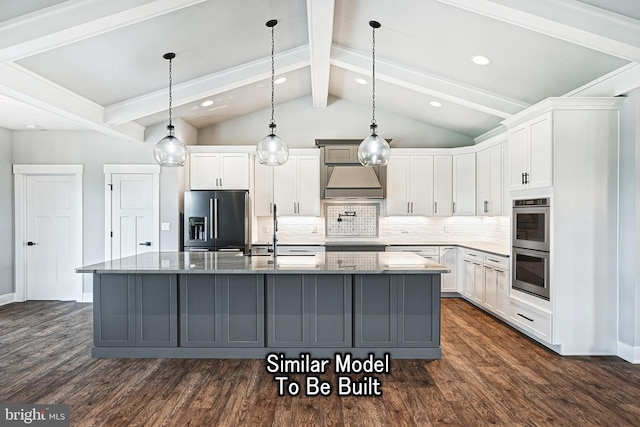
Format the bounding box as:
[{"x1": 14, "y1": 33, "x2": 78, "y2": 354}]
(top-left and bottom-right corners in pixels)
[{"x1": 183, "y1": 190, "x2": 248, "y2": 252}]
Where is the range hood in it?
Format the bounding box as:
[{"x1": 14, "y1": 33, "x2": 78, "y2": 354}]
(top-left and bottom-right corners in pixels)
[
  {"x1": 325, "y1": 166, "x2": 384, "y2": 198},
  {"x1": 316, "y1": 139, "x2": 389, "y2": 199}
]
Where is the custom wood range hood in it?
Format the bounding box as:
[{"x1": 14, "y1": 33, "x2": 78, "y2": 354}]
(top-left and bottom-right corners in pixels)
[{"x1": 315, "y1": 139, "x2": 389, "y2": 199}]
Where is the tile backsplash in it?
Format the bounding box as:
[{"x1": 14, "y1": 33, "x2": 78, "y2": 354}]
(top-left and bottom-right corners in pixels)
[
  {"x1": 254, "y1": 201, "x2": 510, "y2": 246},
  {"x1": 325, "y1": 203, "x2": 378, "y2": 237}
]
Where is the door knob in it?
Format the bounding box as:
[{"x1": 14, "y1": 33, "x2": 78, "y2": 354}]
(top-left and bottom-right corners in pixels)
[
  {"x1": 27, "y1": 241, "x2": 38, "y2": 246},
  {"x1": 139, "y1": 242, "x2": 152, "y2": 246}
]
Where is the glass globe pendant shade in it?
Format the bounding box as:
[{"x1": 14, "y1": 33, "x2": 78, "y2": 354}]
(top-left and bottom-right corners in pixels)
[
  {"x1": 154, "y1": 125, "x2": 188, "y2": 167},
  {"x1": 358, "y1": 123, "x2": 390, "y2": 166},
  {"x1": 257, "y1": 123, "x2": 289, "y2": 166}
]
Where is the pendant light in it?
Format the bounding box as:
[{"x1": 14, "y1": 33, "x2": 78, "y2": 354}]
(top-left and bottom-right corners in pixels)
[
  {"x1": 154, "y1": 52, "x2": 188, "y2": 167},
  {"x1": 358, "y1": 20, "x2": 390, "y2": 167},
  {"x1": 256, "y1": 19, "x2": 289, "y2": 166}
]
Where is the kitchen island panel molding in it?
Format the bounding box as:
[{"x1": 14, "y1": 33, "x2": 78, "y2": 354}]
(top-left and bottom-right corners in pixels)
[{"x1": 83, "y1": 252, "x2": 446, "y2": 359}]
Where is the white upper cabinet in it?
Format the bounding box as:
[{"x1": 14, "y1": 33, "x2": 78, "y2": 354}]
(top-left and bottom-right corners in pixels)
[
  {"x1": 507, "y1": 111, "x2": 552, "y2": 191},
  {"x1": 476, "y1": 143, "x2": 503, "y2": 216},
  {"x1": 273, "y1": 151, "x2": 320, "y2": 216},
  {"x1": 190, "y1": 152, "x2": 250, "y2": 190},
  {"x1": 452, "y1": 152, "x2": 476, "y2": 216},
  {"x1": 253, "y1": 158, "x2": 274, "y2": 217},
  {"x1": 433, "y1": 156, "x2": 453, "y2": 216},
  {"x1": 387, "y1": 154, "x2": 434, "y2": 216}
]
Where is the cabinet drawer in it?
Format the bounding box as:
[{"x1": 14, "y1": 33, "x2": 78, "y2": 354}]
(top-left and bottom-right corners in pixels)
[
  {"x1": 387, "y1": 246, "x2": 439, "y2": 257},
  {"x1": 483, "y1": 253, "x2": 509, "y2": 270},
  {"x1": 463, "y1": 249, "x2": 483, "y2": 261},
  {"x1": 278, "y1": 245, "x2": 325, "y2": 255},
  {"x1": 509, "y1": 298, "x2": 551, "y2": 342}
]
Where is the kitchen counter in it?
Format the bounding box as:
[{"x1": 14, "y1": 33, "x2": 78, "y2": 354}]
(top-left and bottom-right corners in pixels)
[
  {"x1": 79, "y1": 251, "x2": 446, "y2": 360},
  {"x1": 77, "y1": 251, "x2": 450, "y2": 274},
  {"x1": 251, "y1": 241, "x2": 510, "y2": 257}
]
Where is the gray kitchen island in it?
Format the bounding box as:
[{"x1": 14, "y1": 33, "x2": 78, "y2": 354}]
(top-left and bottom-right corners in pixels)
[{"x1": 76, "y1": 251, "x2": 449, "y2": 359}]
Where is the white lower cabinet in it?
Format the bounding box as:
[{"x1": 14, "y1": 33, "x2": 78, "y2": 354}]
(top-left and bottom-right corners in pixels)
[
  {"x1": 462, "y1": 249, "x2": 509, "y2": 319},
  {"x1": 439, "y1": 246, "x2": 457, "y2": 292},
  {"x1": 462, "y1": 249, "x2": 482, "y2": 299},
  {"x1": 482, "y1": 254, "x2": 509, "y2": 319},
  {"x1": 508, "y1": 298, "x2": 552, "y2": 342}
]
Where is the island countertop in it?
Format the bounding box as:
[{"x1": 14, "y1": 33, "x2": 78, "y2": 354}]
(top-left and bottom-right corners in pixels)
[{"x1": 76, "y1": 251, "x2": 450, "y2": 275}]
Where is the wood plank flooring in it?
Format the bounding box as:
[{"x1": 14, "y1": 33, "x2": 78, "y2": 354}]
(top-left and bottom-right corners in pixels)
[{"x1": 1, "y1": 298, "x2": 639, "y2": 426}]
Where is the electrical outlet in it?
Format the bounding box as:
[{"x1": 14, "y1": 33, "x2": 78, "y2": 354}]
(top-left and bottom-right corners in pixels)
[{"x1": 161, "y1": 222, "x2": 170, "y2": 231}]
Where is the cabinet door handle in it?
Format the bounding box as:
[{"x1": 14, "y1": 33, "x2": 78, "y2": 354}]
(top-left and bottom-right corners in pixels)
[
  {"x1": 434, "y1": 202, "x2": 438, "y2": 214},
  {"x1": 411, "y1": 202, "x2": 414, "y2": 214},
  {"x1": 138, "y1": 241, "x2": 152, "y2": 246},
  {"x1": 27, "y1": 241, "x2": 38, "y2": 246},
  {"x1": 524, "y1": 172, "x2": 529, "y2": 184},
  {"x1": 452, "y1": 202, "x2": 455, "y2": 214},
  {"x1": 407, "y1": 202, "x2": 411, "y2": 214},
  {"x1": 484, "y1": 200, "x2": 489, "y2": 213},
  {"x1": 521, "y1": 172, "x2": 525, "y2": 185},
  {"x1": 517, "y1": 313, "x2": 534, "y2": 322}
]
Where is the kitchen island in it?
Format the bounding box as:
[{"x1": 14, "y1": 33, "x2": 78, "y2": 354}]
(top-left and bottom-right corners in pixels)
[{"x1": 77, "y1": 251, "x2": 449, "y2": 359}]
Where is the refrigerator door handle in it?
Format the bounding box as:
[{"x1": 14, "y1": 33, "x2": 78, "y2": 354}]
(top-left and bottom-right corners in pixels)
[
  {"x1": 214, "y1": 198, "x2": 219, "y2": 239},
  {"x1": 209, "y1": 199, "x2": 214, "y2": 239},
  {"x1": 204, "y1": 216, "x2": 208, "y2": 242}
]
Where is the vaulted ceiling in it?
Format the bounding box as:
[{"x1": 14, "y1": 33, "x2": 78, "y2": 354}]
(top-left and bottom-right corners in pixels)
[{"x1": 1, "y1": 0, "x2": 639, "y2": 143}]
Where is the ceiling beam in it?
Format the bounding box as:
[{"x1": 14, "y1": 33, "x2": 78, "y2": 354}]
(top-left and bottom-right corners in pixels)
[
  {"x1": 306, "y1": 0, "x2": 335, "y2": 108},
  {"x1": 433, "y1": 0, "x2": 640, "y2": 62},
  {"x1": 331, "y1": 46, "x2": 528, "y2": 119},
  {"x1": 0, "y1": 63, "x2": 144, "y2": 141},
  {"x1": 0, "y1": 0, "x2": 207, "y2": 63},
  {"x1": 105, "y1": 46, "x2": 311, "y2": 125},
  {"x1": 565, "y1": 63, "x2": 640, "y2": 98}
]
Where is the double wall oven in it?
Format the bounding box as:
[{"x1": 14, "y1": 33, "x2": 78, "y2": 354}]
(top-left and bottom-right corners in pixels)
[{"x1": 512, "y1": 198, "x2": 550, "y2": 300}]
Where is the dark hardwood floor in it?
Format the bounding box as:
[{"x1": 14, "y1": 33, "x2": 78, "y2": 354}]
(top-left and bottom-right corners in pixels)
[{"x1": 1, "y1": 298, "x2": 639, "y2": 426}]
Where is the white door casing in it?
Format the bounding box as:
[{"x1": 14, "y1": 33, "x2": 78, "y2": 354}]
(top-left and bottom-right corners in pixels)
[
  {"x1": 14, "y1": 164, "x2": 83, "y2": 302},
  {"x1": 104, "y1": 165, "x2": 160, "y2": 261}
]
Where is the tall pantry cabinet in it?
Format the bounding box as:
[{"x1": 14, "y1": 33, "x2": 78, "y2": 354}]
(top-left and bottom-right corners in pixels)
[{"x1": 502, "y1": 97, "x2": 624, "y2": 356}]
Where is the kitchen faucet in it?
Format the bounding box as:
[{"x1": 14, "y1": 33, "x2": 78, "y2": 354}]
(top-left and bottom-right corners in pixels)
[{"x1": 270, "y1": 203, "x2": 278, "y2": 257}]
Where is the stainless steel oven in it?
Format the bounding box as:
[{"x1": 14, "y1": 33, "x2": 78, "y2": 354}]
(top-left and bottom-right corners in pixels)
[
  {"x1": 513, "y1": 198, "x2": 550, "y2": 251},
  {"x1": 512, "y1": 198, "x2": 550, "y2": 300},
  {"x1": 512, "y1": 247, "x2": 550, "y2": 300}
]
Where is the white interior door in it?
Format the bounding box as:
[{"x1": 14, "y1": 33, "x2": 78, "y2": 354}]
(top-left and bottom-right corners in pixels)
[
  {"x1": 105, "y1": 165, "x2": 160, "y2": 261},
  {"x1": 25, "y1": 175, "x2": 81, "y2": 300}
]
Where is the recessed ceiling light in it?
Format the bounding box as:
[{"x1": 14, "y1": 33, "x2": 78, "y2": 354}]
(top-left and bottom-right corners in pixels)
[
  {"x1": 25, "y1": 123, "x2": 38, "y2": 129},
  {"x1": 429, "y1": 101, "x2": 443, "y2": 108},
  {"x1": 274, "y1": 77, "x2": 287, "y2": 84},
  {"x1": 471, "y1": 55, "x2": 492, "y2": 65},
  {"x1": 201, "y1": 100, "x2": 214, "y2": 107},
  {"x1": 355, "y1": 78, "x2": 368, "y2": 85}
]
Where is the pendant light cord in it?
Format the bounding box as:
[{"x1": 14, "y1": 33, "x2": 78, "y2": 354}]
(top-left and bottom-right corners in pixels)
[
  {"x1": 371, "y1": 24, "x2": 376, "y2": 127},
  {"x1": 168, "y1": 56, "x2": 173, "y2": 128},
  {"x1": 270, "y1": 24, "x2": 276, "y2": 127}
]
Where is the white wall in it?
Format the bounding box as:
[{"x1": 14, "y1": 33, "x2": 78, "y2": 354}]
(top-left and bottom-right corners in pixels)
[
  {"x1": 619, "y1": 91, "x2": 640, "y2": 357},
  {"x1": 198, "y1": 95, "x2": 475, "y2": 148},
  {"x1": 12, "y1": 124, "x2": 191, "y2": 295},
  {"x1": 0, "y1": 128, "x2": 13, "y2": 297}
]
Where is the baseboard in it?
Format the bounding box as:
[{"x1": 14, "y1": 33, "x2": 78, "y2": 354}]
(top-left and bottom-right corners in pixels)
[
  {"x1": 617, "y1": 341, "x2": 640, "y2": 364},
  {"x1": 82, "y1": 292, "x2": 93, "y2": 303},
  {"x1": 0, "y1": 293, "x2": 15, "y2": 306}
]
